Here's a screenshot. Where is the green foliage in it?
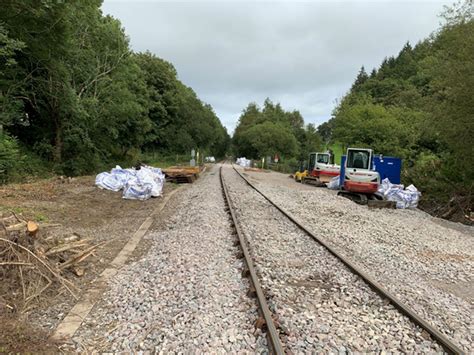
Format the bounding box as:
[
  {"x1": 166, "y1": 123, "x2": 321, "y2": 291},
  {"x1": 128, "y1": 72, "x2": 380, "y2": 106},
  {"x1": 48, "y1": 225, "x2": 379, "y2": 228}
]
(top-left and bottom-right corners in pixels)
[
  {"x1": 0, "y1": 2, "x2": 229, "y2": 182},
  {"x1": 351, "y1": 66, "x2": 369, "y2": 93},
  {"x1": 299, "y1": 123, "x2": 323, "y2": 163},
  {"x1": 240, "y1": 121, "x2": 299, "y2": 158},
  {"x1": 328, "y1": 0, "x2": 473, "y2": 214},
  {"x1": 141, "y1": 152, "x2": 192, "y2": 168},
  {"x1": 317, "y1": 120, "x2": 333, "y2": 144},
  {"x1": 0, "y1": 132, "x2": 53, "y2": 183},
  {"x1": 133, "y1": 51, "x2": 230, "y2": 157},
  {"x1": 332, "y1": 98, "x2": 423, "y2": 159},
  {"x1": 233, "y1": 99, "x2": 322, "y2": 164},
  {"x1": 0, "y1": 133, "x2": 21, "y2": 183},
  {"x1": 325, "y1": 143, "x2": 344, "y2": 165},
  {"x1": 271, "y1": 157, "x2": 300, "y2": 174},
  {"x1": 0, "y1": 22, "x2": 25, "y2": 127}
]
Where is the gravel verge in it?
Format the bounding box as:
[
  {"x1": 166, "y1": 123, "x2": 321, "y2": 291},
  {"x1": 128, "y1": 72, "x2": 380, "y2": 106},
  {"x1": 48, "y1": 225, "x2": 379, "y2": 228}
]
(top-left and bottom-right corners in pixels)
[
  {"x1": 223, "y1": 165, "x2": 443, "y2": 353},
  {"x1": 239, "y1": 166, "x2": 473, "y2": 352},
  {"x1": 70, "y1": 165, "x2": 264, "y2": 353}
]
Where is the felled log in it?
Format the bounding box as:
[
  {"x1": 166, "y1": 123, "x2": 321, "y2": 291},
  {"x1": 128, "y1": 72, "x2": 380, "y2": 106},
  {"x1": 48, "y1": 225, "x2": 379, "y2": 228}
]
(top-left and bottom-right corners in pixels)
[
  {"x1": 45, "y1": 240, "x2": 90, "y2": 256},
  {"x1": 59, "y1": 241, "x2": 106, "y2": 270},
  {"x1": 5, "y1": 221, "x2": 27, "y2": 232}
]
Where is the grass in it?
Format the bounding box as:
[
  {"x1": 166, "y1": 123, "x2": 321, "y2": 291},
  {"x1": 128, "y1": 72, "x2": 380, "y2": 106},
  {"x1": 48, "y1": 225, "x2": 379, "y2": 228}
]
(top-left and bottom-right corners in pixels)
[
  {"x1": 9, "y1": 206, "x2": 25, "y2": 214},
  {"x1": 326, "y1": 142, "x2": 345, "y2": 165},
  {"x1": 141, "y1": 152, "x2": 192, "y2": 168},
  {"x1": 0, "y1": 205, "x2": 50, "y2": 224},
  {"x1": 34, "y1": 212, "x2": 49, "y2": 223}
]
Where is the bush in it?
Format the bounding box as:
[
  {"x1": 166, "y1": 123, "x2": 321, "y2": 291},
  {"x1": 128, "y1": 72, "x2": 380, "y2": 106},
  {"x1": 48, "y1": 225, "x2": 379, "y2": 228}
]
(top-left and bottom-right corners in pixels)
[
  {"x1": 0, "y1": 133, "x2": 21, "y2": 183},
  {"x1": 270, "y1": 157, "x2": 300, "y2": 174},
  {"x1": 141, "y1": 151, "x2": 191, "y2": 168}
]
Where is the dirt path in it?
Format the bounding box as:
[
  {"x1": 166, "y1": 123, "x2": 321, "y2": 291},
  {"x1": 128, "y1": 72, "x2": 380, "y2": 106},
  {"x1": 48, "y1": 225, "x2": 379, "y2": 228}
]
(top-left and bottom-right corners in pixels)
[{"x1": 0, "y1": 174, "x2": 181, "y2": 352}]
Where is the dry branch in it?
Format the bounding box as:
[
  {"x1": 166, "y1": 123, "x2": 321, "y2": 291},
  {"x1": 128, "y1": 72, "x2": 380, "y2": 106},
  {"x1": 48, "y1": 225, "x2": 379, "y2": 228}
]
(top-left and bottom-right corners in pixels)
[
  {"x1": 59, "y1": 241, "x2": 106, "y2": 270},
  {"x1": 5, "y1": 222, "x2": 27, "y2": 232},
  {"x1": 45, "y1": 240, "x2": 89, "y2": 256},
  {"x1": 0, "y1": 237, "x2": 77, "y2": 299},
  {"x1": 0, "y1": 262, "x2": 34, "y2": 267},
  {"x1": 0, "y1": 211, "x2": 103, "y2": 312}
]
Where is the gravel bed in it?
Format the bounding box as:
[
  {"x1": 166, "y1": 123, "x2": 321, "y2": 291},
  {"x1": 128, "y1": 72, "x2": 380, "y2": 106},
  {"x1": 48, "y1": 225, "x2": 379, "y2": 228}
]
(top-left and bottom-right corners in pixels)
[
  {"x1": 239, "y1": 166, "x2": 473, "y2": 352},
  {"x1": 71, "y1": 165, "x2": 265, "y2": 353},
  {"x1": 223, "y1": 165, "x2": 444, "y2": 353}
]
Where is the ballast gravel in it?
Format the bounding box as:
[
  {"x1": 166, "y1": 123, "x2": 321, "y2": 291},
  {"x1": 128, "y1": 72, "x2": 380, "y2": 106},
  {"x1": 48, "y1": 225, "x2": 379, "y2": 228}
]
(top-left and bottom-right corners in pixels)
[
  {"x1": 238, "y1": 166, "x2": 473, "y2": 353},
  {"x1": 71, "y1": 165, "x2": 265, "y2": 353},
  {"x1": 223, "y1": 165, "x2": 444, "y2": 353}
]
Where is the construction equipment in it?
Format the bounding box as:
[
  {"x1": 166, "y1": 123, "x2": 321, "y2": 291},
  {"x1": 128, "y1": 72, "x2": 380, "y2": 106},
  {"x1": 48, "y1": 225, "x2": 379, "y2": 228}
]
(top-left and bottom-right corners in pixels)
[
  {"x1": 300, "y1": 152, "x2": 340, "y2": 186},
  {"x1": 292, "y1": 159, "x2": 307, "y2": 182},
  {"x1": 337, "y1": 148, "x2": 401, "y2": 205}
]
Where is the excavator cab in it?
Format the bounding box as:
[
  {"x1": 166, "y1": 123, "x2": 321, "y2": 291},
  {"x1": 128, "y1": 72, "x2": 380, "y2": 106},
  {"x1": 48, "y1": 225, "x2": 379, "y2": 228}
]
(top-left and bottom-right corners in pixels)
[
  {"x1": 308, "y1": 152, "x2": 317, "y2": 171},
  {"x1": 338, "y1": 148, "x2": 402, "y2": 206},
  {"x1": 305, "y1": 152, "x2": 340, "y2": 184},
  {"x1": 346, "y1": 149, "x2": 371, "y2": 170},
  {"x1": 338, "y1": 148, "x2": 380, "y2": 203},
  {"x1": 308, "y1": 152, "x2": 330, "y2": 171},
  {"x1": 316, "y1": 153, "x2": 330, "y2": 164}
]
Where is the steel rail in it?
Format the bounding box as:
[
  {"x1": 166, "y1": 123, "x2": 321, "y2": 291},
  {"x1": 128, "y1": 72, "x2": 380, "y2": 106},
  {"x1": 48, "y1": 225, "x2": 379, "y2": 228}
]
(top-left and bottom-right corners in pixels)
[
  {"x1": 219, "y1": 166, "x2": 284, "y2": 355},
  {"x1": 231, "y1": 164, "x2": 464, "y2": 355}
]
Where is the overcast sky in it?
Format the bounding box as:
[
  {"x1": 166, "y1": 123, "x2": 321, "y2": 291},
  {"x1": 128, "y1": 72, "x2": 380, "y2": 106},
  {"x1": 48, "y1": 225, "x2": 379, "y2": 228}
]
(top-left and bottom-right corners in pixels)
[{"x1": 102, "y1": 0, "x2": 450, "y2": 134}]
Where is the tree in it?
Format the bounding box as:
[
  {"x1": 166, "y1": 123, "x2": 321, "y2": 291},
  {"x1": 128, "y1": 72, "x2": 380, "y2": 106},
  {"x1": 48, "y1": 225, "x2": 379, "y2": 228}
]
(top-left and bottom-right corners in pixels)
[
  {"x1": 328, "y1": 0, "x2": 473, "y2": 218},
  {"x1": 238, "y1": 121, "x2": 299, "y2": 159},
  {"x1": 233, "y1": 99, "x2": 321, "y2": 162},
  {"x1": 0, "y1": 0, "x2": 230, "y2": 179},
  {"x1": 0, "y1": 23, "x2": 25, "y2": 129},
  {"x1": 317, "y1": 120, "x2": 333, "y2": 144},
  {"x1": 300, "y1": 123, "x2": 323, "y2": 160},
  {"x1": 425, "y1": 2, "x2": 474, "y2": 183},
  {"x1": 351, "y1": 66, "x2": 369, "y2": 92}
]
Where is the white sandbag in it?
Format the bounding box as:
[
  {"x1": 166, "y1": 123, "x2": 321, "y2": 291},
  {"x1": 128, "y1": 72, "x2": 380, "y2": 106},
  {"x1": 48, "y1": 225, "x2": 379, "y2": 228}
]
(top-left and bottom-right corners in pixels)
[
  {"x1": 122, "y1": 181, "x2": 153, "y2": 200},
  {"x1": 236, "y1": 157, "x2": 251, "y2": 167},
  {"x1": 405, "y1": 184, "x2": 422, "y2": 208},
  {"x1": 95, "y1": 172, "x2": 123, "y2": 192},
  {"x1": 327, "y1": 175, "x2": 341, "y2": 190},
  {"x1": 135, "y1": 166, "x2": 164, "y2": 197},
  {"x1": 95, "y1": 164, "x2": 165, "y2": 200},
  {"x1": 111, "y1": 166, "x2": 136, "y2": 186},
  {"x1": 378, "y1": 178, "x2": 404, "y2": 194},
  {"x1": 377, "y1": 178, "x2": 421, "y2": 209},
  {"x1": 145, "y1": 166, "x2": 166, "y2": 186}
]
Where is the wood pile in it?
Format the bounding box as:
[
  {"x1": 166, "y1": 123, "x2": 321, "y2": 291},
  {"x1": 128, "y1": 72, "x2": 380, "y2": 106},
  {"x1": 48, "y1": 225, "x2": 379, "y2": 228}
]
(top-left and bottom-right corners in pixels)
[
  {"x1": 163, "y1": 166, "x2": 201, "y2": 184},
  {"x1": 0, "y1": 211, "x2": 104, "y2": 312}
]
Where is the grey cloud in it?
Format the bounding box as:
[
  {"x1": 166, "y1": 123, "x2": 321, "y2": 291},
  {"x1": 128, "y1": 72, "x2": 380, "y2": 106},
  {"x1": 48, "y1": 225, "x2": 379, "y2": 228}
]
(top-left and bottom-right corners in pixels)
[{"x1": 103, "y1": 0, "x2": 449, "y2": 132}]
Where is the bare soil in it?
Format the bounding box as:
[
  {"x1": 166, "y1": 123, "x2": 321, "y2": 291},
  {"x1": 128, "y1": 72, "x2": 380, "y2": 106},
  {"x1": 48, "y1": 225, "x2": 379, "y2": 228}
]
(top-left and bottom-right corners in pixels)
[
  {"x1": 0, "y1": 315, "x2": 60, "y2": 353},
  {"x1": 0, "y1": 175, "x2": 179, "y2": 352}
]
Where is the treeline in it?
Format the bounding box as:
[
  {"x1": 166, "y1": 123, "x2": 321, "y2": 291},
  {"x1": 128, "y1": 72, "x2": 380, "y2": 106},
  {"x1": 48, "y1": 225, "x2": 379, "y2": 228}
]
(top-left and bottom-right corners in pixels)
[
  {"x1": 322, "y1": 1, "x2": 473, "y2": 219},
  {"x1": 0, "y1": 1, "x2": 229, "y2": 181},
  {"x1": 233, "y1": 98, "x2": 322, "y2": 168}
]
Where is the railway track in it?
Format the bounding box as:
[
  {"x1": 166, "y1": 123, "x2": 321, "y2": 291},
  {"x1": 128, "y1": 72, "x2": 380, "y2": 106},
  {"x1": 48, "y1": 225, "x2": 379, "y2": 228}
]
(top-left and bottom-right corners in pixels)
[
  {"x1": 220, "y1": 164, "x2": 464, "y2": 354},
  {"x1": 220, "y1": 166, "x2": 284, "y2": 354}
]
